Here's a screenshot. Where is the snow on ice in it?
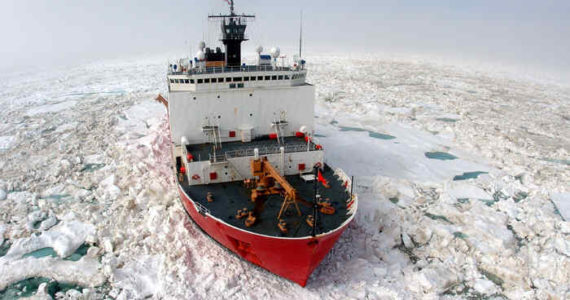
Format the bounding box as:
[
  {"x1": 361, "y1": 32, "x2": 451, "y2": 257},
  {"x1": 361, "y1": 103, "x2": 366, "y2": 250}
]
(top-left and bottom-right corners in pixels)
[{"x1": 0, "y1": 54, "x2": 568, "y2": 299}]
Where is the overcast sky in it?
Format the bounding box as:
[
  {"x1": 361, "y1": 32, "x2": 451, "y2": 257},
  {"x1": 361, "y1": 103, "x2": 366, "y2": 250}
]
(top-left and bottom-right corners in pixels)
[{"x1": 1, "y1": 0, "x2": 569, "y2": 78}]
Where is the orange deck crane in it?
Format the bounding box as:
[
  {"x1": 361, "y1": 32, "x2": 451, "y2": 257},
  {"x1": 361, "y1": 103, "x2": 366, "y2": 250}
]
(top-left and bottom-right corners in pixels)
[{"x1": 250, "y1": 157, "x2": 302, "y2": 220}]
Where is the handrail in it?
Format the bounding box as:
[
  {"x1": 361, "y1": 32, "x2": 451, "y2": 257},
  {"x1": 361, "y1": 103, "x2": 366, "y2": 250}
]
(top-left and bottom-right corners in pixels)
[
  {"x1": 169, "y1": 65, "x2": 306, "y2": 76},
  {"x1": 194, "y1": 202, "x2": 211, "y2": 216},
  {"x1": 207, "y1": 143, "x2": 316, "y2": 163}
]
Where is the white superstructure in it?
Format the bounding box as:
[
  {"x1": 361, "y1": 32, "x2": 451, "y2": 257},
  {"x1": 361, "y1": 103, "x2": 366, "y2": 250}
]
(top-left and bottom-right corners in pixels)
[{"x1": 167, "y1": 3, "x2": 323, "y2": 186}]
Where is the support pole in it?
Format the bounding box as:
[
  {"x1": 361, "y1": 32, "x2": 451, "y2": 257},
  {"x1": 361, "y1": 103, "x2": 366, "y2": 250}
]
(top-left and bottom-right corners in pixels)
[{"x1": 312, "y1": 166, "x2": 318, "y2": 237}]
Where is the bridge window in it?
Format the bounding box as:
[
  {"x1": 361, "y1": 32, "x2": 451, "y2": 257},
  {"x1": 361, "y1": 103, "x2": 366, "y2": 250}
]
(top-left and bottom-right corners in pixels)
[
  {"x1": 197, "y1": 79, "x2": 203, "y2": 84},
  {"x1": 233, "y1": 77, "x2": 242, "y2": 82},
  {"x1": 258, "y1": 76, "x2": 263, "y2": 81},
  {"x1": 218, "y1": 78, "x2": 224, "y2": 83},
  {"x1": 265, "y1": 76, "x2": 270, "y2": 80},
  {"x1": 229, "y1": 83, "x2": 236, "y2": 89},
  {"x1": 278, "y1": 75, "x2": 283, "y2": 80},
  {"x1": 190, "y1": 79, "x2": 195, "y2": 84},
  {"x1": 250, "y1": 76, "x2": 256, "y2": 81},
  {"x1": 226, "y1": 77, "x2": 232, "y2": 82},
  {"x1": 285, "y1": 75, "x2": 290, "y2": 80},
  {"x1": 272, "y1": 75, "x2": 277, "y2": 80},
  {"x1": 238, "y1": 83, "x2": 244, "y2": 88},
  {"x1": 211, "y1": 78, "x2": 217, "y2": 83},
  {"x1": 170, "y1": 79, "x2": 174, "y2": 83},
  {"x1": 244, "y1": 77, "x2": 249, "y2": 81},
  {"x1": 204, "y1": 78, "x2": 210, "y2": 83},
  {"x1": 184, "y1": 79, "x2": 189, "y2": 84}
]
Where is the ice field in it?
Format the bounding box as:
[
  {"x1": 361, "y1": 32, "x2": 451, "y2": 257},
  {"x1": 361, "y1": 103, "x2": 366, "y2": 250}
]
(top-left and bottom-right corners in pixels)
[{"x1": 0, "y1": 54, "x2": 568, "y2": 299}]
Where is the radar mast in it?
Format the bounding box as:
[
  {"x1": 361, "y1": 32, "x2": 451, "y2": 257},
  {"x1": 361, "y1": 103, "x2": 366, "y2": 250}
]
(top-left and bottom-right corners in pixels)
[{"x1": 208, "y1": 0, "x2": 255, "y2": 67}]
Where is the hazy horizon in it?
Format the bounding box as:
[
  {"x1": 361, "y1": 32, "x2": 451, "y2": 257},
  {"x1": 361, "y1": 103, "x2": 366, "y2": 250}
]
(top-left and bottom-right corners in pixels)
[{"x1": 1, "y1": 0, "x2": 569, "y2": 81}]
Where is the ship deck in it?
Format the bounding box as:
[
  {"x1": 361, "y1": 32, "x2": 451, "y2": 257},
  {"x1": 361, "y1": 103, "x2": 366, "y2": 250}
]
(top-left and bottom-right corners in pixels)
[{"x1": 179, "y1": 164, "x2": 352, "y2": 238}]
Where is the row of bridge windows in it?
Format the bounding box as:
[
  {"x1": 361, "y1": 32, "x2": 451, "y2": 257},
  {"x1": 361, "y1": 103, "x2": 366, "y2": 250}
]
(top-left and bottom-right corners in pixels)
[{"x1": 169, "y1": 73, "x2": 305, "y2": 85}]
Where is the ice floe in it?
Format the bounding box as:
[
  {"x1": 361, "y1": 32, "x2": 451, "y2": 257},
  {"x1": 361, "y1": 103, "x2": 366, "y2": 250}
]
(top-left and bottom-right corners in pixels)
[{"x1": 0, "y1": 54, "x2": 568, "y2": 298}]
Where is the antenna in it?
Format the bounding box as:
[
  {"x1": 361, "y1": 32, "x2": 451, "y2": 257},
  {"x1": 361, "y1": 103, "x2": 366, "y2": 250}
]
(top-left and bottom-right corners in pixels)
[{"x1": 299, "y1": 10, "x2": 303, "y2": 58}]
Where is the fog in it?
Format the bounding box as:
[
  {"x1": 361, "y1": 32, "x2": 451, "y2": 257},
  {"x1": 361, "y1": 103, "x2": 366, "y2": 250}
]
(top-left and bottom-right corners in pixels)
[{"x1": 1, "y1": 0, "x2": 569, "y2": 80}]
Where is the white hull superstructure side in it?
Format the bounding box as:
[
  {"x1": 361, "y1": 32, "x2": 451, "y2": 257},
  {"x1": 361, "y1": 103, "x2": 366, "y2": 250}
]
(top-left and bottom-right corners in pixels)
[
  {"x1": 168, "y1": 68, "x2": 307, "y2": 92},
  {"x1": 168, "y1": 83, "x2": 315, "y2": 146},
  {"x1": 177, "y1": 142, "x2": 324, "y2": 186}
]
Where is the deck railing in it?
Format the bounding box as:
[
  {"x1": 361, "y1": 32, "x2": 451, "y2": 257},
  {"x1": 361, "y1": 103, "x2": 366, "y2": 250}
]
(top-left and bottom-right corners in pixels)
[
  {"x1": 194, "y1": 202, "x2": 211, "y2": 216},
  {"x1": 208, "y1": 143, "x2": 316, "y2": 162},
  {"x1": 169, "y1": 65, "x2": 304, "y2": 76}
]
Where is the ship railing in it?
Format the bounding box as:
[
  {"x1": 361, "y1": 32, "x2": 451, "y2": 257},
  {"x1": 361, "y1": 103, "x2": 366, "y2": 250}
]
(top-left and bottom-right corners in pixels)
[
  {"x1": 169, "y1": 65, "x2": 304, "y2": 76},
  {"x1": 194, "y1": 202, "x2": 210, "y2": 216},
  {"x1": 209, "y1": 153, "x2": 227, "y2": 163},
  {"x1": 219, "y1": 144, "x2": 315, "y2": 161}
]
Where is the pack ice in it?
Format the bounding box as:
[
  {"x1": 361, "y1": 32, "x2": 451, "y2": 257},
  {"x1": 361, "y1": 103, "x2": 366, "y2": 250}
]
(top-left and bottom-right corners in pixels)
[{"x1": 0, "y1": 54, "x2": 568, "y2": 299}]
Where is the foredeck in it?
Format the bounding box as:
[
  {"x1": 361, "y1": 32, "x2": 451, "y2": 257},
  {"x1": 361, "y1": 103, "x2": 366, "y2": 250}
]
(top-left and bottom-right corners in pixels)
[
  {"x1": 180, "y1": 164, "x2": 352, "y2": 238},
  {"x1": 186, "y1": 136, "x2": 319, "y2": 162}
]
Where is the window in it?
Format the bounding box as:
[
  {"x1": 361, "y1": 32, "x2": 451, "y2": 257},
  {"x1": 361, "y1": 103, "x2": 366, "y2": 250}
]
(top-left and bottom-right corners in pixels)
[
  {"x1": 233, "y1": 77, "x2": 242, "y2": 82},
  {"x1": 243, "y1": 77, "x2": 249, "y2": 81},
  {"x1": 190, "y1": 79, "x2": 195, "y2": 84},
  {"x1": 258, "y1": 76, "x2": 263, "y2": 81},
  {"x1": 204, "y1": 78, "x2": 210, "y2": 83},
  {"x1": 250, "y1": 76, "x2": 256, "y2": 81},
  {"x1": 278, "y1": 75, "x2": 283, "y2": 80},
  {"x1": 272, "y1": 75, "x2": 277, "y2": 80},
  {"x1": 184, "y1": 79, "x2": 189, "y2": 84},
  {"x1": 170, "y1": 79, "x2": 174, "y2": 83},
  {"x1": 238, "y1": 83, "x2": 244, "y2": 88},
  {"x1": 229, "y1": 83, "x2": 236, "y2": 89},
  {"x1": 211, "y1": 78, "x2": 217, "y2": 83},
  {"x1": 265, "y1": 76, "x2": 270, "y2": 80},
  {"x1": 285, "y1": 75, "x2": 290, "y2": 80},
  {"x1": 218, "y1": 78, "x2": 224, "y2": 83},
  {"x1": 226, "y1": 78, "x2": 232, "y2": 82},
  {"x1": 197, "y1": 79, "x2": 203, "y2": 84}
]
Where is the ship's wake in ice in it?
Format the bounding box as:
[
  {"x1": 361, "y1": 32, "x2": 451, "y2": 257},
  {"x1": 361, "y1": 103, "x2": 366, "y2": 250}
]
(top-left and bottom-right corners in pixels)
[{"x1": 0, "y1": 54, "x2": 568, "y2": 299}]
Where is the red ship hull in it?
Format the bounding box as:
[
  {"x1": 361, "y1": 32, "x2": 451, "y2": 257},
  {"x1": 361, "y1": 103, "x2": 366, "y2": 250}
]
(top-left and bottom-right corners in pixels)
[{"x1": 178, "y1": 184, "x2": 354, "y2": 286}]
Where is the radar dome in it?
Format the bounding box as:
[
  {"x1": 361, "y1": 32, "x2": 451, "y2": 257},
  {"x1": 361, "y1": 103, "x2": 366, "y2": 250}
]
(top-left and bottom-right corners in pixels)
[
  {"x1": 196, "y1": 50, "x2": 205, "y2": 61},
  {"x1": 270, "y1": 47, "x2": 280, "y2": 58},
  {"x1": 198, "y1": 41, "x2": 206, "y2": 50},
  {"x1": 180, "y1": 59, "x2": 189, "y2": 69},
  {"x1": 256, "y1": 46, "x2": 263, "y2": 54}
]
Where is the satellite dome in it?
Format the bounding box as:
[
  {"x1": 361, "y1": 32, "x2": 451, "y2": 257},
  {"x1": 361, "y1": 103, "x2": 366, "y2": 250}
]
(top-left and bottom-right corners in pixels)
[
  {"x1": 180, "y1": 59, "x2": 189, "y2": 69},
  {"x1": 256, "y1": 46, "x2": 263, "y2": 54},
  {"x1": 270, "y1": 47, "x2": 280, "y2": 58},
  {"x1": 196, "y1": 50, "x2": 206, "y2": 61}
]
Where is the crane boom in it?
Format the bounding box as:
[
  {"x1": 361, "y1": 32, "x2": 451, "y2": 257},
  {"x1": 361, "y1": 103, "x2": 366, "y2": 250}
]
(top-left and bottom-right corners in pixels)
[{"x1": 250, "y1": 157, "x2": 301, "y2": 219}]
